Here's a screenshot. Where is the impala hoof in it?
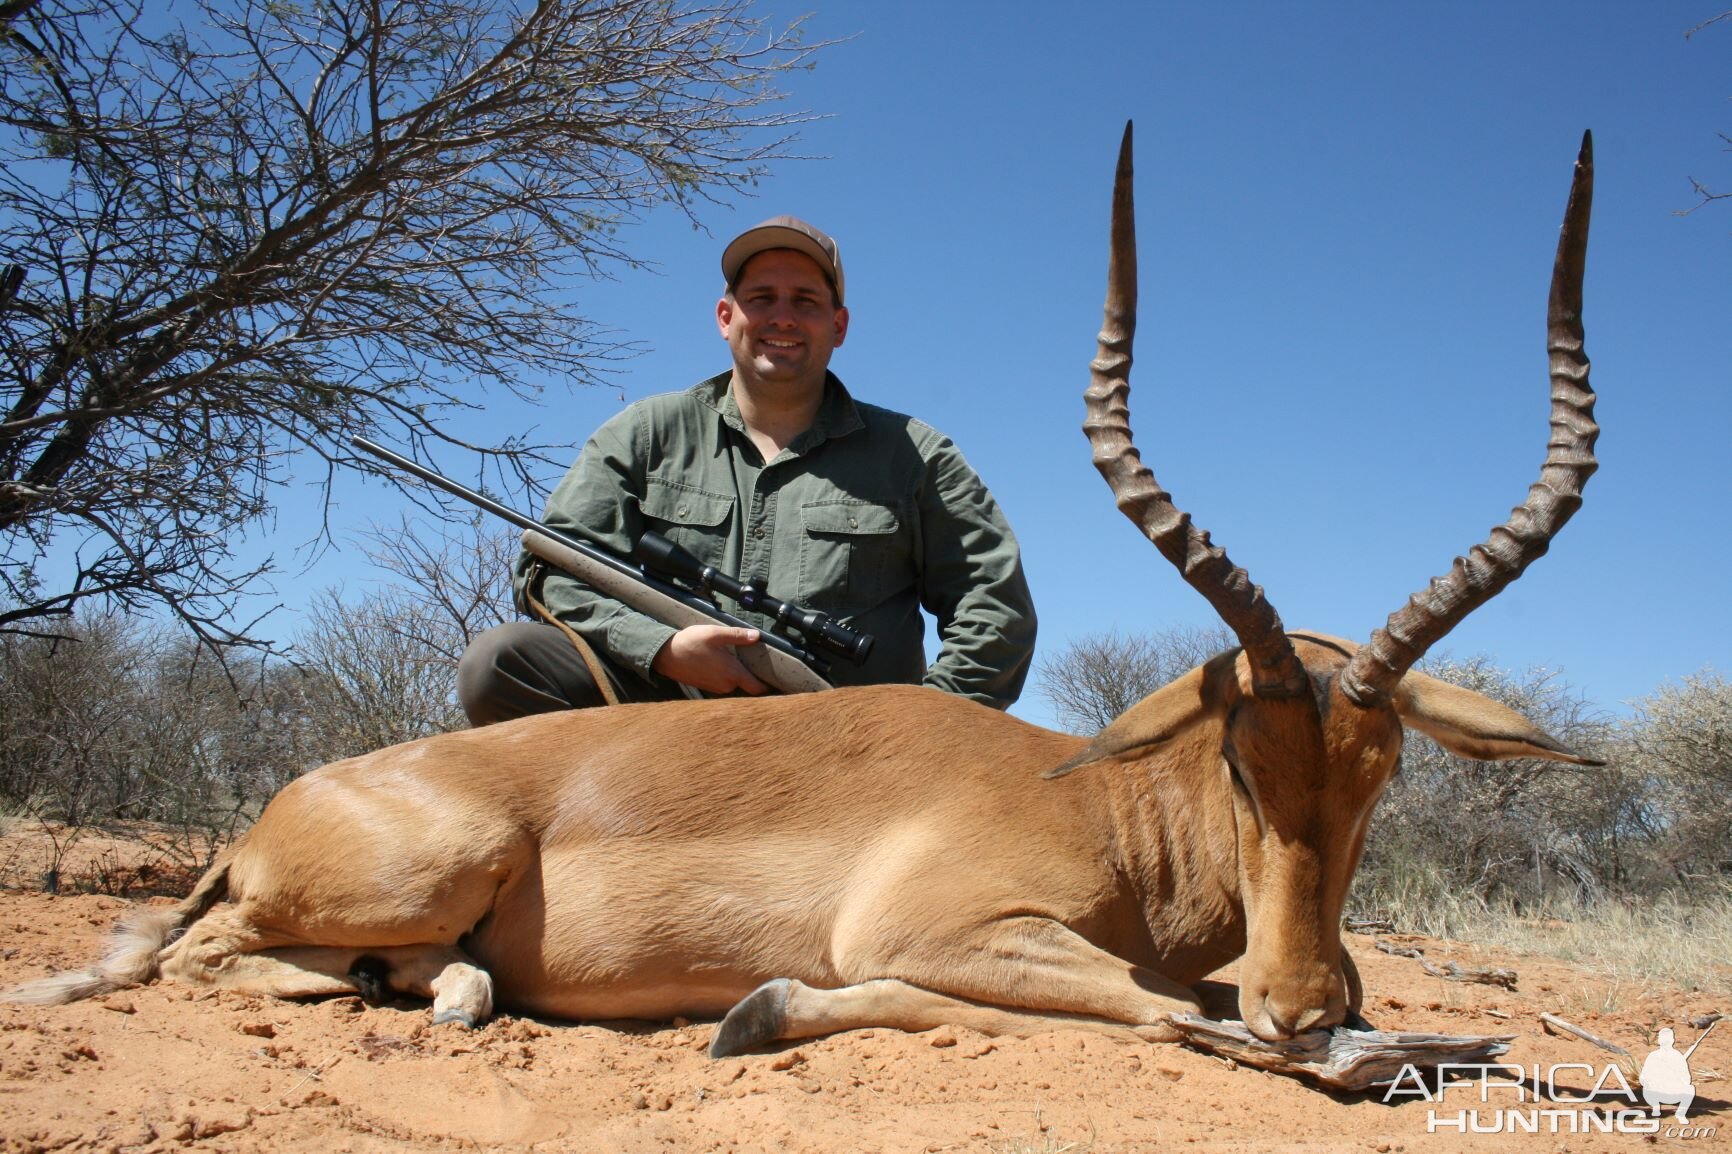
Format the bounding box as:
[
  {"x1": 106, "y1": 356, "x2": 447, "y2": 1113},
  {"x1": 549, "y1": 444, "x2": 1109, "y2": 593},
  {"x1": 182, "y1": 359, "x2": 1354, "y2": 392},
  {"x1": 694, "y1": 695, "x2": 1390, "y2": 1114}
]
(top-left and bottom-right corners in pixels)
[
  {"x1": 431, "y1": 1007, "x2": 479, "y2": 1029},
  {"x1": 710, "y1": 978, "x2": 791, "y2": 1058}
]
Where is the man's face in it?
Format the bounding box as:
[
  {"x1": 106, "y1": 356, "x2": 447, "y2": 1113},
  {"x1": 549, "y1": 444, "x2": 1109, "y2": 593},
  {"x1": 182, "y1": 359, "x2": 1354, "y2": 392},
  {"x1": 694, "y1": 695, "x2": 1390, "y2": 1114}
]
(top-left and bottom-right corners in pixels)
[{"x1": 716, "y1": 249, "x2": 849, "y2": 388}]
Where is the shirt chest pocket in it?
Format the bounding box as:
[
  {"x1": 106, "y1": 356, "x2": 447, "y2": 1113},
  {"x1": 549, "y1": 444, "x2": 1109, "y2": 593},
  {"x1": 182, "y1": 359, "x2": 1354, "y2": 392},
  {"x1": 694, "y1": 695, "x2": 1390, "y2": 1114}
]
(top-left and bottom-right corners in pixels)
[
  {"x1": 640, "y1": 481, "x2": 736, "y2": 571},
  {"x1": 798, "y1": 501, "x2": 908, "y2": 612}
]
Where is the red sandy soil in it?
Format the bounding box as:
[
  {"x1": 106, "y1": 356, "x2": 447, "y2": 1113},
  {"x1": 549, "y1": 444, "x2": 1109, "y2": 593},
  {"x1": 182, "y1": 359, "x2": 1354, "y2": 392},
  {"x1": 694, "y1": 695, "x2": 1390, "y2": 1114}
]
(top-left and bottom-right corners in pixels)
[{"x1": 0, "y1": 828, "x2": 1724, "y2": 1153}]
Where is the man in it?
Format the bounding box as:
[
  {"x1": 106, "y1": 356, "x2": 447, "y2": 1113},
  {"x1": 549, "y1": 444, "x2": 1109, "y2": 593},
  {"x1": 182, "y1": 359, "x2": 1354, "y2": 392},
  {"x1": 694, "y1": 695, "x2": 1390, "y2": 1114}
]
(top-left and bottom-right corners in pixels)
[{"x1": 457, "y1": 216, "x2": 1036, "y2": 723}]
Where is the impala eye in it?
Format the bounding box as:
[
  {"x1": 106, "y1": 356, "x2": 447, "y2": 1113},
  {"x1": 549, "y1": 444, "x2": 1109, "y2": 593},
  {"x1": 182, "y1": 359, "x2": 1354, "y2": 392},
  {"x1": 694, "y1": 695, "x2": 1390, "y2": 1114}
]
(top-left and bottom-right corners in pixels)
[
  {"x1": 1225, "y1": 759, "x2": 1268, "y2": 833},
  {"x1": 1227, "y1": 760, "x2": 1250, "y2": 795}
]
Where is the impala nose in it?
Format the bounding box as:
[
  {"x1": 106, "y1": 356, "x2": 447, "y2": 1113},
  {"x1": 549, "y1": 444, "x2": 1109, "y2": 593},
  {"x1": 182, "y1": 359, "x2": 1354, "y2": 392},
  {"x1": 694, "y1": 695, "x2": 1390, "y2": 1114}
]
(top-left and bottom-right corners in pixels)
[
  {"x1": 1279, "y1": 1003, "x2": 1335, "y2": 1035},
  {"x1": 1247, "y1": 979, "x2": 1346, "y2": 1041}
]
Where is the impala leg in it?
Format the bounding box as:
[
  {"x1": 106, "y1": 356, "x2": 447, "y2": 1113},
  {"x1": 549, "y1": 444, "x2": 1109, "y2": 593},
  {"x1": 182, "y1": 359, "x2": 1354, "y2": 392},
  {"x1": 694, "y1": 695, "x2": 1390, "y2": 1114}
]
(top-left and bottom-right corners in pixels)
[
  {"x1": 362, "y1": 945, "x2": 495, "y2": 1027},
  {"x1": 711, "y1": 977, "x2": 1186, "y2": 1057},
  {"x1": 714, "y1": 914, "x2": 1206, "y2": 1056},
  {"x1": 157, "y1": 905, "x2": 353, "y2": 998},
  {"x1": 852, "y1": 914, "x2": 1203, "y2": 1025},
  {"x1": 157, "y1": 906, "x2": 493, "y2": 1024}
]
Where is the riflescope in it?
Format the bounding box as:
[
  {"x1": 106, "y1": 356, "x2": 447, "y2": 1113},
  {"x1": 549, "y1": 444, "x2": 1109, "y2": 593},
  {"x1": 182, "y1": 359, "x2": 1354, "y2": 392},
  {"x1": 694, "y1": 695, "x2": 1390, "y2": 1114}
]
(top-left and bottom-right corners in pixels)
[{"x1": 634, "y1": 532, "x2": 875, "y2": 666}]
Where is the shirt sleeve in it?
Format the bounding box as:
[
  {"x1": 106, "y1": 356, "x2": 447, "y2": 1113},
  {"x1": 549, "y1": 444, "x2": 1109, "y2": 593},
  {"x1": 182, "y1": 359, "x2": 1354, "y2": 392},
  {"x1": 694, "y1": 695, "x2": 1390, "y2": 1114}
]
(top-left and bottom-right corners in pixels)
[
  {"x1": 913, "y1": 430, "x2": 1038, "y2": 709},
  {"x1": 511, "y1": 406, "x2": 678, "y2": 682}
]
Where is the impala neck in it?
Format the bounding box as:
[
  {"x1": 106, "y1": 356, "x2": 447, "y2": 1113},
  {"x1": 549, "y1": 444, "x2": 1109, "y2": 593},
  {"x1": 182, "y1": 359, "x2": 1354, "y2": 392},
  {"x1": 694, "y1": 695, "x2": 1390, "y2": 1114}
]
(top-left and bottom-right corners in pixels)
[{"x1": 1090, "y1": 734, "x2": 1249, "y2": 982}]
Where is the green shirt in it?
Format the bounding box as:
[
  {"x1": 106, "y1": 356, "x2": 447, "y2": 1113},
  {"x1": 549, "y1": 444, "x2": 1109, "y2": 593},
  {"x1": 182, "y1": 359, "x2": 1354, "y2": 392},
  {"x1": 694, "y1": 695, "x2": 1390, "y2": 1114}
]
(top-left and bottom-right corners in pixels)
[{"x1": 514, "y1": 372, "x2": 1037, "y2": 708}]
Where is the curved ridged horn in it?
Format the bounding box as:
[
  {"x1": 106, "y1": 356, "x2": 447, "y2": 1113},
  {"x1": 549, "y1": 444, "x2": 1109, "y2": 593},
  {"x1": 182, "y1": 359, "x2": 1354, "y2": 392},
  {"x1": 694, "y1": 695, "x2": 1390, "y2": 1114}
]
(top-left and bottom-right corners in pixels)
[
  {"x1": 1084, "y1": 122, "x2": 1307, "y2": 698},
  {"x1": 1341, "y1": 131, "x2": 1599, "y2": 707}
]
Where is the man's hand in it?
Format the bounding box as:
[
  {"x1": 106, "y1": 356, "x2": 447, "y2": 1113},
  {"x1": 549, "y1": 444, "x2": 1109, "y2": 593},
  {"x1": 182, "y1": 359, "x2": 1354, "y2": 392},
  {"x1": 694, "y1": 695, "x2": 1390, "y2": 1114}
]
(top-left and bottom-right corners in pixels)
[{"x1": 651, "y1": 624, "x2": 770, "y2": 695}]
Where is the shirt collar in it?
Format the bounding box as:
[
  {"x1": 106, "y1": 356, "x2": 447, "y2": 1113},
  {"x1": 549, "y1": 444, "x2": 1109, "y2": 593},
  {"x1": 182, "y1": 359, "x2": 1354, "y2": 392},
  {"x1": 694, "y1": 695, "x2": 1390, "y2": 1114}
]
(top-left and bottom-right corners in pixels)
[{"x1": 696, "y1": 371, "x2": 865, "y2": 454}]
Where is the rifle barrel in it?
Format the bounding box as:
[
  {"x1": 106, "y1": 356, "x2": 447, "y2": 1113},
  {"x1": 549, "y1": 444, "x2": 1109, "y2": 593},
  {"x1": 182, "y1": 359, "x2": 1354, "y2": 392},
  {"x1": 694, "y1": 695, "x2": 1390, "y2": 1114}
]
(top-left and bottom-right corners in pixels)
[{"x1": 351, "y1": 436, "x2": 829, "y2": 671}]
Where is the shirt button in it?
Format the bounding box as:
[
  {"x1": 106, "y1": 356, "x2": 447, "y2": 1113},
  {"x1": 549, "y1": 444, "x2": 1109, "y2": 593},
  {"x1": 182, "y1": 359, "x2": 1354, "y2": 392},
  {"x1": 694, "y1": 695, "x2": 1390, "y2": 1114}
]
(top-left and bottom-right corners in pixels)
[
  {"x1": 753, "y1": 527, "x2": 765, "y2": 539},
  {"x1": 848, "y1": 517, "x2": 859, "y2": 529},
  {"x1": 676, "y1": 506, "x2": 688, "y2": 519}
]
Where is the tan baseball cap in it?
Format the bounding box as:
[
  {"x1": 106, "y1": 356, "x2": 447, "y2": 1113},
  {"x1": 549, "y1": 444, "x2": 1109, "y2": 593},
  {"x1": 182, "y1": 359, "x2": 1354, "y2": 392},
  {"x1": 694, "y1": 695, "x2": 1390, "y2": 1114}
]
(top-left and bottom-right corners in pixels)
[{"x1": 720, "y1": 215, "x2": 845, "y2": 305}]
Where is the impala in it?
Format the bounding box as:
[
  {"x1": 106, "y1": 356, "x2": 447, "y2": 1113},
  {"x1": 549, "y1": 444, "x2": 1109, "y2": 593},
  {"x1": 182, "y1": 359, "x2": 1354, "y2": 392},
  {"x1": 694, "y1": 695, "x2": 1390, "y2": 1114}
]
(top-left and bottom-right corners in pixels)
[{"x1": 8, "y1": 125, "x2": 1602, "y2": 1051}]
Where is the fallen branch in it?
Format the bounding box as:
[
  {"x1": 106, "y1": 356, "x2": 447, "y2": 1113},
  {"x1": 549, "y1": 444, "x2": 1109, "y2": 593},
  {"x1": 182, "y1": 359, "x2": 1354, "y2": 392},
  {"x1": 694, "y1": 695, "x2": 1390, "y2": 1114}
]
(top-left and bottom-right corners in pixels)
[
  {"x1": 1374, "y1": 939, "x2": 1518, "y2": 989},
  {"x1": 1427, "y1": 960, "x2": 1518, "y2": 990},
  {"x1": 1166, "y1": 1014, "x2": 1514, "y2": 1092},
  {"x1": 1343, "y1": 916, "x2": 1395, "y2": 935},
  {"x1": 1539, "y1": 1012, "x2": 1639, "y2": 1084}
]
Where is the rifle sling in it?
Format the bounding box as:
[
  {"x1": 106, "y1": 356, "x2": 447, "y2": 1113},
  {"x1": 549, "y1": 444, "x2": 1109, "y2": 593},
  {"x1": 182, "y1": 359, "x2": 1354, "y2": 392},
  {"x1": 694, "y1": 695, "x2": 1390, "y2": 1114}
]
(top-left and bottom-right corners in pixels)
[{"x1": 524, "y1": 559, "x2": 622, "y2": 708}]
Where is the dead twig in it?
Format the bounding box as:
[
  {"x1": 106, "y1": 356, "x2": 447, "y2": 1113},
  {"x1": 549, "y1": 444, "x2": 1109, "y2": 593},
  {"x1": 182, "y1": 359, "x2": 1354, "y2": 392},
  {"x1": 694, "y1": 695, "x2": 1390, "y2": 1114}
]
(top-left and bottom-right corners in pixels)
[
  {"x1": 1426, "y1": 960, "x2": 1518, "y2": 990},
  {"x1": 283, "y1": 1053, "x2": 342, "y2": 1097},
  {"x1": 1374, "y1": 939, "x2": 1518, "y2": 989}
]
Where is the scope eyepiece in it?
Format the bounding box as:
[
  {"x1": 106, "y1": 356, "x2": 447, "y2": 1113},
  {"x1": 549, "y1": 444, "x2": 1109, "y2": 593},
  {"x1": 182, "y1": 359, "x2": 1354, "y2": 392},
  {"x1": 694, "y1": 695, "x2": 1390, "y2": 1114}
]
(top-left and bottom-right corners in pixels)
[
  {"x1": 634, "y1": 532, "x2": 704, "y2": 583},
  {"x1": 817, "y1": 617, "x2": 874, "y2": 663}
]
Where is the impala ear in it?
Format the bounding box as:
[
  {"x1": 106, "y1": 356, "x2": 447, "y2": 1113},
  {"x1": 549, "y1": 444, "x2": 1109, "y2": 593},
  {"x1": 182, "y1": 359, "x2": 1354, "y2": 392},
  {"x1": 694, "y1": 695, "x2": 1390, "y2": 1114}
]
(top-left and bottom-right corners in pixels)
[
  {"x1": 1393, "y1": 671, "x2": 1605, "y2": 766},
  {"x1": 1044, "y1": 654, "x2": 1234, "y2": 778}
]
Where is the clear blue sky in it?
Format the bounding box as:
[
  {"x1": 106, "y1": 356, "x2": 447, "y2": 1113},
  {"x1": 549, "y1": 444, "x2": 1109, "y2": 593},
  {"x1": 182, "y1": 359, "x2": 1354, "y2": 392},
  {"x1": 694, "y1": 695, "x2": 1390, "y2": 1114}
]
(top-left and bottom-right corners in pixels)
[{"x1": 255, "y1": 1, "x2": 1728, "y2": 726}]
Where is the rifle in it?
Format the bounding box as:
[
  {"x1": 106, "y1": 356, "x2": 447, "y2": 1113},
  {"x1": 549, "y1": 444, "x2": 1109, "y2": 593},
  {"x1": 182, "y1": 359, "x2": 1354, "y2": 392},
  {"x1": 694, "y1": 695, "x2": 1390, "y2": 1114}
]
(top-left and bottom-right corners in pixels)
[
  {"x1": 353, "y1": 437, "x2": 874, "y2": 695},
  {"x1": 1683, "y1": 1018, "x2": 1717, "y2": 1061}
]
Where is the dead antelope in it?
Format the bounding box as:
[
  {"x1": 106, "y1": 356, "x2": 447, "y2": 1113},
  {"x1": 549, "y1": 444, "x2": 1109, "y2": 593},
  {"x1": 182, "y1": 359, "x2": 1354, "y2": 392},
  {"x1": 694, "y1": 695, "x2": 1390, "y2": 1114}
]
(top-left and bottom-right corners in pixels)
[{"x1": 6, "y1": 125, "x2": 1602, "y2": 1051}]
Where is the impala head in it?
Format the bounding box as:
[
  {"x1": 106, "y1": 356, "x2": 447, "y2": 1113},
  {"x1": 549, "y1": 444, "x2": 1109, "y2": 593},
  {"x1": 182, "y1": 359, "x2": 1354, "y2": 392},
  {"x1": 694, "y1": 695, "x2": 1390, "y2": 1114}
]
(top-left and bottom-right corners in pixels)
[{"x1": 1052, "y1": 124, "x2": 1604, "y2": 1041}]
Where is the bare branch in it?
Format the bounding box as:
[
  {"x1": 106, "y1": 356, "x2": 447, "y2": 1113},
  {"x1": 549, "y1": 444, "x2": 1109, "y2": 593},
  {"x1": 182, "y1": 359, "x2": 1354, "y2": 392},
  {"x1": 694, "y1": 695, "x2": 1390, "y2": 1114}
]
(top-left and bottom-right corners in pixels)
[
  {"x1": 1, "y1": 0, "x2": 822, "y2": 646},
  {"x1": 1036, "y1": 625, "x2": 1233, "y2": 734},
  {"x1": 1684, "y1": 10, "x2": 1732, "y2": 38},
  {"x1": 1680, "y1": 12, "x2": 1731, "y2": 214}
]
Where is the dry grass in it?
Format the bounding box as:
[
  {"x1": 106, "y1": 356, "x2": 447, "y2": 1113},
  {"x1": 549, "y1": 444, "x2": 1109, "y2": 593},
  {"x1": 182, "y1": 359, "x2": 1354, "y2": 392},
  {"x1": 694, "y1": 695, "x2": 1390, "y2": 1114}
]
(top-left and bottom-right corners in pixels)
[
  {"x1": 989, "y1": 1139, "x2": 1093, "y2": 1154},
  {"x1": 987, "y1": 1112, "x2": 1095, "y2": 1154},
  {"x1": 1355, "y1": 869, "x2": 1732, "y2": 994},
  {"x1": 1470, "y1": 894, "x2": 1732, "y2": 994},
  {"x1": 0, "y1": 820, "x2": 217, "y2": 897}
]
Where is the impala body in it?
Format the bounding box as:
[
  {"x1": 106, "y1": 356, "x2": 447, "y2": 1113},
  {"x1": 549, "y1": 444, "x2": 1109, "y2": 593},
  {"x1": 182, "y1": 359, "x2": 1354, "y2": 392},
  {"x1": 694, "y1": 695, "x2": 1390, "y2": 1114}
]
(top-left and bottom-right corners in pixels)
[{"x1": 7, "y1": 126, "x2": 1603, "y2": 1052}]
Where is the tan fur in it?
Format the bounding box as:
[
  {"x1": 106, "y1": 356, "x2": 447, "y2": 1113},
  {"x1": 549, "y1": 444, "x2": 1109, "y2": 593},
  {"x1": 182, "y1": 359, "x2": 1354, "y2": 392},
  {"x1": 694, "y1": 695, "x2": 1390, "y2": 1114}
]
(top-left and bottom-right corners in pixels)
[
  {"x1": 3, "y1": 853, "x2": 233, "y2": 1005},
  {"x1": 4, "y1": 633, "x2": 1594, "y2": 1047},
  {"x1": 2, "y1": 908, "x2": 183, "y2": 1005}
]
